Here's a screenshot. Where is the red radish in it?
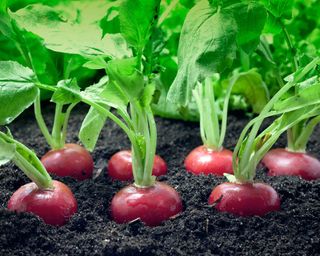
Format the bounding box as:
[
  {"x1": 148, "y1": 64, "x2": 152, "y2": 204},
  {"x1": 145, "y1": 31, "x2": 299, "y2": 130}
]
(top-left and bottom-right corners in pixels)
[
  {"x1": 108, "y1": 150, "x2": 167, "y2": 180},
  {"x1": 111, "y1": 182, "x2": 182, "y2": 226},
  {"x1": 41, "y1": 143, "x2": 94, "y2": 181},
  {"x1": 8, "y1": 180, "x2": 77, "y2": 226},
  {"x1": 262, "y1": 148, "x2": 320, "y2": 180},
  {"x1": 183, "y1": 76, "x2": 237, "y2": 177},
  {"x1": 184, "y1": 146, "x2": 233, "y2": 175},
  {"x1": 208, "y1": 182, "x2": 280, "y2": 216}
]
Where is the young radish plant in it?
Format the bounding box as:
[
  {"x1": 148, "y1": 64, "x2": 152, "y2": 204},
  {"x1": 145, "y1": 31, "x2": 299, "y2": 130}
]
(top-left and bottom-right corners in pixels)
[
  {"x1": 0, "y1": 64, "x2": 77, "y2": 226},
  {"x1": 262, "y1": 75, "x2": 320, "y2": 180},
  {"x1": 184, "y1": 76, "x2": 234, "y2": 175},
  {"x1": 0, "y1": 5, "x2": 95, "y2": 181},
  {"x1": 209, "y1": 59, "x2": 320, "y2": 216},
  {"x1": 167, "y1": 0, "x2": 268, "y2": 176},
  {"x1": 0, "y1": 60, "x2": 94, "y2": 180},
  {"x1": 260, "y1": 16, "x2": 320, "y2": 180},
  {"x1": 77, "y1": 0, "x2": 182, "y2": 226},
  {"x1": 35, "y1": 80, "x2": 94, "y2": 181}
]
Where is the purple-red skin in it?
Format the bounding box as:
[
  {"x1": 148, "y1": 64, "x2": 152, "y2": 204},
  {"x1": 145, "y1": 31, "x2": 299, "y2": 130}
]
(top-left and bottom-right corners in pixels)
[
  {"x1": 107, "y1": 150, "x2": 167, "y2": 181},
  {"x1": 262, "y1": 148, "x2": 320, "y2": 181},
  {"x1": 208, "y1": 182, "x2": 280, "y2": 216},
  {"x1": 41, "y1": 143, "x2": 94, "y2": 181},
  {"x1": 184, "y1": 145, "x2": 233, "y2": 176},
  {"x1": 8, "y1": 180, "x2": 77, "y2": 226},
  {"x1": 111, "y1": 182, "x2": 183, "y2": 226}
]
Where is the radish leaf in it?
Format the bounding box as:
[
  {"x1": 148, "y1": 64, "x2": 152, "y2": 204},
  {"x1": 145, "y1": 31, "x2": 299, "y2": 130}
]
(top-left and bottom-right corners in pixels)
[{"x1": 0, "y1": 61, "x2": 38, "y2": 125}]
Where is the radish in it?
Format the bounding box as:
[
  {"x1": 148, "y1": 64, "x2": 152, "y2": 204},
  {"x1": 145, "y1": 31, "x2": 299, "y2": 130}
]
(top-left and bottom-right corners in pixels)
[
  {"x1": 209, "y1": 59, "x2": 320, "y2": 216},
  {"x1": 111, "y1": 182, "x2": 182, "y2": 226},
  {"x1": 32, "y1": 86, "x2": 94, "y2": 181},
  {"x1": 261, "y1": 25, "x2": 320, "y2": 181},
  {"x1": 8, "y1": 180, "x2": 77, "y2": 226},
  {"x1": 262, "y1": 148, "x2": 320, "y2": 180},
  {"x1": 185, "y1": 146, "x2": 233, "y2": 176},
  {"x1": 184, "y1": 77, "x2": 234, "y2": 176},
  {"x1": 41, "y1": 143, "x2": 93, "y2": 181},
  {"x1": 209, "y1": 182, "x2": 280, "y2": 216},
  {"x1": 0, "y1": 131, "x2": 77, "y2": 226},
  {"x1": 108, "y1": 150, "x2": 167, "y2": 181}
]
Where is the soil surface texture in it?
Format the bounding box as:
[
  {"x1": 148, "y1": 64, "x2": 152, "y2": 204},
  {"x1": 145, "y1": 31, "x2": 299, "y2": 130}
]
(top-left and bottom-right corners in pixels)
[{"x1": 0, "y1": 104, "x2": 319, "y2": 256}]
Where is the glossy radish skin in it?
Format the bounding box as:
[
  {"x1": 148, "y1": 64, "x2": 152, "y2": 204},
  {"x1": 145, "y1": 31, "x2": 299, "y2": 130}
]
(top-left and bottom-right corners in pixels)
[
  {"x1": 262, "y1": 148, "x2": 320, "y2": 180},
  {"x1": 208, "y1": 182, "x2": 280, "y2": 216},
  {"x1": 111, "y1": 182, "x2": 182, "y2": 226},
  {"x1": 8, "y1": 180, "x2": 77, "y2": 226},
  {"x1": 184, "y1": 146, "x2": 233, "y2": 175},
  {"x1": 41, "y1": 143, "x2": 94, "y2": 181},
  {"x1": 108, "y1": 150, "x2": 167, "y2": 181}
]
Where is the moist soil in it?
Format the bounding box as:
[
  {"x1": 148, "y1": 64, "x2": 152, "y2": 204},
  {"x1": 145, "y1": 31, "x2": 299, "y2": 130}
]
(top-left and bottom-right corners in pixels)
[{"x1": 0, "y1": 104, "x2": 319, "y2": 256}]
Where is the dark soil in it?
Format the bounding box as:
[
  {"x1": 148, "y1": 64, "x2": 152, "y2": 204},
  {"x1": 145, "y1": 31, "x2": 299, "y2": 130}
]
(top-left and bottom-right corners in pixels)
[{"x1": 0, "y1": 104, "x2": 319, "y2": 256}]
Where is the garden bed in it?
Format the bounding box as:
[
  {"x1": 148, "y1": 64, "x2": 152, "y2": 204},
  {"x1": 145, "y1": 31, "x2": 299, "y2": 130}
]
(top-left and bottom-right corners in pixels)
[{"x1": 0, "y1": 104, "x2": 319, "y2": 256}]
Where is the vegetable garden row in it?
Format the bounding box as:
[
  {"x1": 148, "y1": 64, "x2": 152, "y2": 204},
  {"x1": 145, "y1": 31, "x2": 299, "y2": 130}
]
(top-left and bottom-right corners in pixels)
[{"x1": 0, "y1": 0, "x2": 319, "y2": 255}]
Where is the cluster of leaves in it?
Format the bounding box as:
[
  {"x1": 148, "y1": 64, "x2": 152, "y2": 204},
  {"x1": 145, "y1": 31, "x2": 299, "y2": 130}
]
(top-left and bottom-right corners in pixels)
[{"x1": 1, "y1": 0, "x2": 319, "y2": 122}]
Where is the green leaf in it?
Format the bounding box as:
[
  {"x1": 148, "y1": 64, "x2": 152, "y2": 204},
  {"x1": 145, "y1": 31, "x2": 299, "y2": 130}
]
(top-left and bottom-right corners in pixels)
[
  {"x1": 119, "y1": 0, "x2": 160, "y2": 52},
  {"x1": 0, "y1": 60, "x2": 35, "y2": 81},
  {"x1": 106, "y1": 58, "x2": 144, "y2": 101},
  {"x1": 83, "y1": 57, "x2": 108, "y2": 70},
  {"x1": 231, "y1": 2, "x2": 267, "y2": 53},
  {"x1": 79, "y1": 106, "x2": 108, "y2": 152},
  {"x1": 0, "y1": 0, "x2": 7, "y2": 13},
  {"x1": 51, "y1": 79, "x2": 81, "y2": 105},
  {"x1": 140, "y1": 83, "x2": 156, "y2": 107},
  {"x1": 100, "y1": 6, "x2": 120, "y2": 36},
  {"x1": 274, "y1": 83, "x2": 320, "y2": 112},
  {"x1": 0, "y1": 10, "x2": 61, "y2": 87},
  {"x1": 261, "y1": 0, "x2": 294, "y2": 19},
  {"x1": 100, "y1": 81, "x2": 129, "y2": 109},
  {"x1": 10, "y1": 2, "x2": 130, "y2": 58},
  {"x1": 167, "y1": 0, "x2": 237, "y2": 106},
  {"x1": 229, "y1": 69, "x2": 270, "y2": 113},
  {"x1": 0, "y1": 136, "x2": 16, "y2": 166},
  {"x1": 0, "y1": 61, "x2": 38, "y2": 125},
  {"x1": 263, "y1": 12, "x2": 282, "y2": 34}
]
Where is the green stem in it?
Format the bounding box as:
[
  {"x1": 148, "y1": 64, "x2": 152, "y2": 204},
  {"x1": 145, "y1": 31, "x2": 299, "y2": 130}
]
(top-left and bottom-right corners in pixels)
[
  {"x1": 218, "y1": 75, "x2": 237, "y2": 148},
  {"x1": 281, "y1": 24, "x2": 302, "y2": 150},
  {"x1": 81, "y1": 98, "x2": 136, "y2": 147},
  {"x1": 158, "y1": 0, "x2": 179, "y2": 26},
  {"x1": 63, "y1": 56, "x2": 73, "y2": 80},
  {"x1": 34, "y1": 94, "x2": 55, "y2": 148},
  {"x1": 281, "y1": 25, "x2": 299, "y2": 72},
  {"x1": 193, "y1": 85, "x2": 207, "y2": 147},
  {"x1": 51, "y1": 104, "x2": 64, "y2": 149},
  {"x1": 293, "y1": 116, "x2": 320, "y2": 152},
  {"x1": 0, "y1": 131, "x2": 53, "y2": 189},
  {"x1": 240, "y1": 49, "x2": 250, "y2": 71},
  {"x1": 205, "y1": 78, "x2": 220, "y2": 149},
  {"x1": 193, "y1": 78, "x2": 220, "y2": 150},
  {"x1": 238, "y1": 80, "x2": 296, "y2": 175},
  {"x1": 61, "y1": 103, "x2": 77, "y2": 147},
  {"x1": 130, "y1": 102, "x2": 157, "y2": 187},
  {"x1": 117, "y1": 108, "x2": 135, "y2": 131},
  {"x1": 130, "y1": 102, "x2": 145, "y2": 185},
  {"x1": 142, "y1": 107, "x2": 157, "y2": 186}
]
